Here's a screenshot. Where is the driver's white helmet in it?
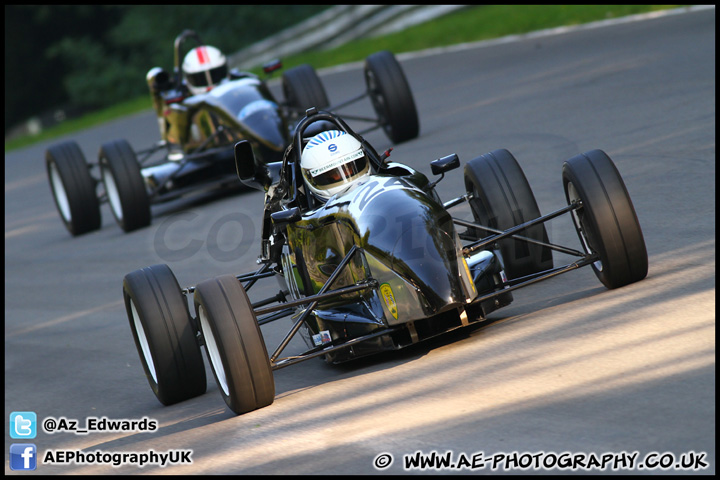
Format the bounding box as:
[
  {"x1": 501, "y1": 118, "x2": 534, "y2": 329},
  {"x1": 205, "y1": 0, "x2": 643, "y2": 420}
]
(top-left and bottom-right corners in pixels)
[
  {"x1": 300, "y1": 130, "x2": 370, "y2": 201},
  {"x1": 182, "y1": 45, "x2": 227, "y2": 95}
]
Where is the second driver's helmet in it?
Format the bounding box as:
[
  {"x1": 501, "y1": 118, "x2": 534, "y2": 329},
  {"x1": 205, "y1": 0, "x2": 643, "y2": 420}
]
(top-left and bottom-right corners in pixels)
[
  {"x1": 300, "y1": 130, "x2": 370, "y2": 201},
  {"x1": 182, "y1": 45, "x2": 228, "y2": 95}
]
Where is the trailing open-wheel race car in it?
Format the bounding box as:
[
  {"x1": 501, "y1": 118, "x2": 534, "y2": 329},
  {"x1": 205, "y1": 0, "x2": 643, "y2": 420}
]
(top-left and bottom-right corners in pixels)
[
  {"x1": 122, "y1": 108, "x2": 648, "y2": 416},
  {"x1": 46, "y1": 29, "x2": 419, "y2": 236}
]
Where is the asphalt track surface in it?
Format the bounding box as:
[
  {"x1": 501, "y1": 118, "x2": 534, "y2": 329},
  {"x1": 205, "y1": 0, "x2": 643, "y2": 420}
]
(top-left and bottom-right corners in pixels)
[{"x1": 5, "y1": 7, "x2": 715, "y2": 475}]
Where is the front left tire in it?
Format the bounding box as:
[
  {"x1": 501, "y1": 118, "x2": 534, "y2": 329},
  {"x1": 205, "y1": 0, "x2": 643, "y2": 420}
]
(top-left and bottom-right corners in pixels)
[
  {"x1": 464, "y1": 149, "x2": 554, "y2": 280},
  {"x1": 282, "y1": 64, "x2": 330, "y2": 114}
]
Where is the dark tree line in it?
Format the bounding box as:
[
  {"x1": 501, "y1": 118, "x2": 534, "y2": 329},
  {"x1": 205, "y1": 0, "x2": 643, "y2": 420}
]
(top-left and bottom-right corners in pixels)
[{"x1": 4, "y1": 5, "x2": 328, "y2": 133}]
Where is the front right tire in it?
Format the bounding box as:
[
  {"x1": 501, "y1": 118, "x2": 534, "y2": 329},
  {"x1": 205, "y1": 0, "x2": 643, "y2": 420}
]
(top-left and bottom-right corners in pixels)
[
  {"x1": 99, "y1": 139, "x2": 151, "y2": 232},
  {"x1": 193, "y1": 275, "x2": 275, "y2": 415}
]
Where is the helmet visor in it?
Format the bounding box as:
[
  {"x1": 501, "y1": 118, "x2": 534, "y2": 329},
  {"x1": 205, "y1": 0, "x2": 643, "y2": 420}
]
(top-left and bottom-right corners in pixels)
[
  {"x1": 305, "y1": 149, "x2": 369, "y2": 191},
  {"x1": 186, "y1": 64, "x2": 228, "y2": 88}
]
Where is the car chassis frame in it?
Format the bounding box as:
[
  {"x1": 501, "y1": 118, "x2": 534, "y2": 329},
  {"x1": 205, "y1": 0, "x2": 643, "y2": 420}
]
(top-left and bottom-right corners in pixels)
[{"x1": 178, "y1": 192, "x2": 596, "y2": 371}]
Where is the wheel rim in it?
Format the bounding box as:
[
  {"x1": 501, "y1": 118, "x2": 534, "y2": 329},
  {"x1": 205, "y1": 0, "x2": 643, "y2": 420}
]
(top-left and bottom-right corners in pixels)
[
  {"x1": 102, "y1": 164, "x2": 124, "y2": 221},
  {"x1": 130, "y1": 299, "x2": 158, "y2": 383},
  {"x1": 198, "y1": 305, "x2": 229, "y2": 396},
  {"x1": 49, "y1": 162, "x2": 72, "y2": 222},
  {"x1": 365, "y1": 70, "x2": 391, "y2": 136},
  {"x1": 567, "y1": 181, "x2": 603, "y2": 271}
]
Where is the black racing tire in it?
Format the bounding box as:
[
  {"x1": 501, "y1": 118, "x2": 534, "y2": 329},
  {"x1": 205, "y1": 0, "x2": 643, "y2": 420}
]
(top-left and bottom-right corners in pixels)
[
  {"x1": 193, "y1": 275, "x2": 275, "y2": 415},
  {"x1": 45, "y1": 141, "x2": 101, "y2": 236},
  {"x1": 282, "y1": 64, "x2": 329, "y2": 113},
  {"x1": 364, "y1": 50, "x2": 419, "y2": 144},
  {"x1": 464, "y1": 149, "x2": 554, "y2": 280},
  {"x1": 123, "y1": 264, "x2": 207, "y2": 406},
  {"x1": 562, "y1": 150, "x2": 648, "y2": 289},
  {"x1": 99, "y1": 139, "x2": 151, "y2": 232}
]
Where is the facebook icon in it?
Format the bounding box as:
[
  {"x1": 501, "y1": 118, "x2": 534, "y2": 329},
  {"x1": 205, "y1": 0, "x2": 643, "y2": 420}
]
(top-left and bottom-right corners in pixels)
[{"x1": 10, "y1": 443, "x2": 37, "y2": 470}]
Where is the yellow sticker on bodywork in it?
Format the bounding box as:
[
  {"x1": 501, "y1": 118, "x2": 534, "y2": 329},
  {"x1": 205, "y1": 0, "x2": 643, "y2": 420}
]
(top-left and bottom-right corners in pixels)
[
  {"x1": 380, "y1": 283, "x2": 398, "y2": 320},
  {"x1": 462, "y1": 257, "x2": 477, "y2": 295}
]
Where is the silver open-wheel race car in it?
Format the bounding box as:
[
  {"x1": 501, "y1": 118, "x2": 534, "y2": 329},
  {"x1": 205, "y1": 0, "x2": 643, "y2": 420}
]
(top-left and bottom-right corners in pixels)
[
  {"x1": 45, "y1": 29, "x2": 419, "y2": 237},
  {"x1": 122, "y1": 108, "x2": 648, "y2": 416}
]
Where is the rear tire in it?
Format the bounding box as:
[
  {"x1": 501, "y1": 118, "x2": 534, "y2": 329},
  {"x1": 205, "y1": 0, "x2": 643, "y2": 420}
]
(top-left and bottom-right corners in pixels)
[
  {"x1": 193, "y1": 275, "x2": 275, "y2": 415},
  {"x1": 282, "y1": 64, "x2": 329, "y2": 114},
  {"x1": 562, "y1": 150, "x2": 648, "y2": 289},
  {"x1": 364, "y1": 50, "x2": 419, "y2": 144},
  {"x1": 123, "y1": 264, "x2": 207, "y2": 406},
  {"x1": 99, "y1": 139, "x2": 151, "y2": 232},
  {"x1": 464, "y1": 149, "x2": 553, "y2": 280},
  {"x1": 46, "y1": 141, "x2": 101, "y2": 236}
]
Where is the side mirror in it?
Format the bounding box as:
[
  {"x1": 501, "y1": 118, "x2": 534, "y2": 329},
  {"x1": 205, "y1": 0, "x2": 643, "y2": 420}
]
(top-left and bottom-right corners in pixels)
[
  {"x1": 263, "y1": 59, "x2": 282, "y2": 75},
  {"x1": 234, "y1": 141, "x2": 277, "y2": 191},
  {"x1": 271, "y1": 207, "x2": 301, "y2": 225},
  {"x1": 146, "y1": 67, "x2": 171, "y2": 91},
  {"x1": 430, "y1": 154, "x2": 460, "y2": 176},
  {"x1": 234, "y1": 141, "x2": 257, "y2": 182}
]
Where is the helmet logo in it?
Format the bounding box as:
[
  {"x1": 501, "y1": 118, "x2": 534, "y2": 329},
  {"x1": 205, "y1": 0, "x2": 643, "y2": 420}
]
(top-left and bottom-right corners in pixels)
[{"x1": 328, "y1": 144, "x2": 337, "y2": 153}]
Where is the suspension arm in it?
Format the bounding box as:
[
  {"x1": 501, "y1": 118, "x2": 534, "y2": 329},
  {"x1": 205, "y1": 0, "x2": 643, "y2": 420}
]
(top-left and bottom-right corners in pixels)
[
  {"x1": 472, "y1": 254, "x2": 600, "y2": 305},
  {"x1": 462, "y1": 202, "x2": 582, "y2": 256},
  {"x1": 269, "y1": 245, "x2": 366, "y2": 364}
]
